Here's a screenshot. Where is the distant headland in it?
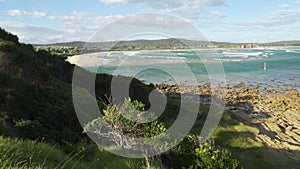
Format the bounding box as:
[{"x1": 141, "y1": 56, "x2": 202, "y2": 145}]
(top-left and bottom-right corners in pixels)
[{"x1": 34, "y1": 38, "x2": 300, "y2": 56}]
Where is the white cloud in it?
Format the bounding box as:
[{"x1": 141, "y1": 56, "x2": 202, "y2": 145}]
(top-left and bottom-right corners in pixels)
[
  {"x1": 3, "y1": 10, "x2": 124, "y2": 43},
  {"x1": 0, "y1": 21, "x2": 65, "y2": 43},
  {"x1": 209, "y1": 6, "x2": 300, "y2": 42},
  {"x1": 87, "y1": 13, "x2": 209, "y2": 42},
  {"x1": 1, "y1": 12, "x2": 209, "y2": 44},
  {"x1": 99, "y1": 0, "x2": 227, "y2": 17},
  {"x1": 279, "y1": 4, "x2": 289, "y2": 8},
  {"x1": 0, "y1": 0, "x2": 6, "y2": 2},
  {"x1": 0, "y1": 20, "x2": 97, "y2": 44},
  {"x1": 211, "y1": 10, "x2": 225, "y2": 18},
  {"x1": 8, "y1": 9, "x2": 47, "y2": 18},
  {"x1": 99, "y1": 0, "x2": 226, "y2": 6},
  {"x1": 99, "y1": 0, "x2": 126, "y2": 4},
  {"x1": 113, "y1": 14, "x2": 190, "y2": 28},
  {"x1": 3, "y1": 1, "x2": 228, "y2": 43},
  {"x1": 265, "y1": 8, "x2": 299, "y2": 25},
  {"x1": 230, "y1": 6, "x2": 300, "y2": 31}
]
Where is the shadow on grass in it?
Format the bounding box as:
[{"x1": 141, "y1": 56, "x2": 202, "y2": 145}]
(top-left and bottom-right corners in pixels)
[
  {"x1": 211, "y1": 112, "x2": 300, "y2": 169},
  {"x1": 163, "y1": 94, "x2": 300, "y2": 169}
]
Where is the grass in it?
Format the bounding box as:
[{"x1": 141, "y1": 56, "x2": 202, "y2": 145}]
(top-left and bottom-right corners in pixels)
[
  {"x1": 0, "y1": 136, "x2": 70, "y2": 168},
  {"x1": 1, "y1": 95, "x2": 299, "y2": 169},
  {"x1": 210, "y1": 111, "x2": 300, "y2": 169},
  {"x1": 212, "y1": 122, "x2": 263, "y2": 149},
  {"x1": 0, "y1": 136, "x2": 161, "y2": 169},
  {"x1": 166, "y1": 95, "x2": 300, "y2": 169}
]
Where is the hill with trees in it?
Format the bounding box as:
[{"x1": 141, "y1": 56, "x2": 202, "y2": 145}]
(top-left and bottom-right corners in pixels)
[{"x1": 35, "y1": 38, "x2": 300, "y2": 54}]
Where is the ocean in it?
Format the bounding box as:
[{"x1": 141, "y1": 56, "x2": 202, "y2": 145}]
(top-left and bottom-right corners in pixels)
[{"x1": 85, "y1": 48, "x2": 300, "y2": 91}]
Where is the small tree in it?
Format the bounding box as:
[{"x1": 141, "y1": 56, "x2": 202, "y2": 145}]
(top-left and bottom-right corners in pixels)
[{"x1": 84, "y1": 98, "x2": 166, "y2": 168}]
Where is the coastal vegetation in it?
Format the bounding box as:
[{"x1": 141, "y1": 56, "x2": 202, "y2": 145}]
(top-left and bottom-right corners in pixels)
[{"x1": 1, "y1": 27, "x2": 300, "y2": 169}]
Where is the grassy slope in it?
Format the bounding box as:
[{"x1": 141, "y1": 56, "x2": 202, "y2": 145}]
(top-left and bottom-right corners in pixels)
[
  {"x1": 167, "y1": 96, "x2": 299, "y2": 169},
  {"x1": 164, "y1": 96, "x2": 300, "y2": 169},
  {"x1": 0, "y1": 28, "x2": 156, "y2": 143},
  {"x1": 211, "y1": 112, "x2": 300, "y2": 169},
  {"x1": 0, "y1": 28, "x2": 159, "y2": 169},
  {"x1": 0, "y1": 136, "x2": 154, "y2": 169},
  {"x1": 4, "y1": 95, "x2": 297, "y2": 169}
]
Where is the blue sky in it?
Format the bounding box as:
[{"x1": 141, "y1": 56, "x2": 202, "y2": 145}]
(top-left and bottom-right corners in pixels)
[{"x1": 1, "y1": 0, "x2": 300, "y2": 43}]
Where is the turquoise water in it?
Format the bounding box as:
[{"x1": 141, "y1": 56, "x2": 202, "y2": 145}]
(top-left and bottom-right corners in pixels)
[{"x1": 85, "y1": 48, "x2": 300, "y2": 90}]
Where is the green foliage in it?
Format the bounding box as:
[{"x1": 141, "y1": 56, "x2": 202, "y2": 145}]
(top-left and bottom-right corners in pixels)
[
  {"x1": 84, "y1": 98, "x2": 166, "y2": 140},
  {"x1": 0, "y1": 73, "x2": 83, "y2": 143},
  {"x1": 161, "y1": 134, "x2": 243, "y2": 169},
  {"x1": 0, "y1": 41, "x2": 18, "y2": 51},
  {"x1": 0, "y1": 112, "x2": 10, "y2": 136},
  {"x1": 0, "y1": 28, "x2": 19, "y2": 44},
  {"x1": 0, "y1": 28, "x2": 157, "y2": 145},
  {"x1": 0, "y1": 136, "x2": 155, "y2": 169},
  {"x1": 84, "y1": 98, "x2": 167, "y2": 169},
  {"x1": 0, "y1": 132, "x2": 243, "y2": 169},
  {"x1": 0, "y1": 136, "x2": 79, "y2": 169},
  {"x1": 161, "y1": 135, "x2": 199, "y2": 168},
  {"x1": 0, "y1": 43, "x2": 50, "y2": 83},
  {"x1": 0, "y1": 29, "x2": 82, "y2": 143},
  {"x1": 13, "y1": 119, "x2": 32, "y2": 127},
  {"x1": 189, "y1": 142, "x2": 242, "y2": 169},
  {"x1": 36, "y1": 49, "x2": 74, "y2": 83}
]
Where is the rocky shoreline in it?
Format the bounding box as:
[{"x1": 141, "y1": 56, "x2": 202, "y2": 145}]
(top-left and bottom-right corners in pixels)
[{"x1": 156, "y1": 82, "x2": 300, "y2": 160}]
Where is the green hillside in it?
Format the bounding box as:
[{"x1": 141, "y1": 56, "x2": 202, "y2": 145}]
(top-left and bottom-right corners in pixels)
[
  {"x1": 0, "y1": 27, "x2": 155, "y2": 144},
  {"x1": 1, "y1": 27, "x2": 299, "y2": 169}
]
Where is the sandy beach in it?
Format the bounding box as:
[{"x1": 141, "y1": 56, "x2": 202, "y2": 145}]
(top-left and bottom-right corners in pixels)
[{"x1": 67, "y1": 51, "x2": 109, "y2": 67}]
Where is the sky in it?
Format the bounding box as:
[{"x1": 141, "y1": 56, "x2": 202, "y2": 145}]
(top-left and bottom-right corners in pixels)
[{"x1": 1, "y1": 0, "x2": 300, "y2": 44}]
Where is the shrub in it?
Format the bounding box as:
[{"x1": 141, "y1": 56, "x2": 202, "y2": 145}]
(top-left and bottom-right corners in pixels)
[
  {"x1": 188, "y1": 142, "x2": 243, "y2": 169},
  {"x1": 161, "y1": 135, "x2": 200, "y2": 168},
  {"x1": 161, "y1": 135, "x2": 243, "y2": 169}
]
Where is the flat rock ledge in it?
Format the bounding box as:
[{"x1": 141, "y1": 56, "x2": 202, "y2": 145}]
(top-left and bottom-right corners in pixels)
[{"x1": 156, "y1": 82, "x2": 300, "y2": 160}]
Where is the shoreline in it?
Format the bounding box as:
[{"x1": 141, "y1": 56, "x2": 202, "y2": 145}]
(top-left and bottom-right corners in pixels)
[
  {"x1": 156, "y1": 82, "x2": 300, "y2": 159},
  {"x1": 67, "y1": 46, "x2": 299, "y2": 67}
]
